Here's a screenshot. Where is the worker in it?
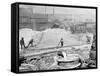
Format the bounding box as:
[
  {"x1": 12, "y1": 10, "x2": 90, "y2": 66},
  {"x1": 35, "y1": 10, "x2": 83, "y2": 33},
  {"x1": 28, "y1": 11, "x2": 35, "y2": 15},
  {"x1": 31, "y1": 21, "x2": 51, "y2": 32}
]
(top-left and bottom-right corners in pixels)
[
  {"x1": 58, "y1": 38, "x2": 64, "y2": 47},
  {"x1": 86, "y1": 36, "x2": 91, "y2": 44},
  {"x1": 20, "y1": 37, "x2": 25, "y2": 49},
  {"x1": 27, "y1": 38, "x2": 34, "y2": 48}
]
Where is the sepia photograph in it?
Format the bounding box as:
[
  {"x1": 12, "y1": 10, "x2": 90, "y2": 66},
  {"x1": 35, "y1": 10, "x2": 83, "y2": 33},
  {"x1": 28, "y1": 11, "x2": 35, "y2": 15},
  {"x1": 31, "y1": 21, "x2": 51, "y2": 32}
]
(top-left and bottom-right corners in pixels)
[{"x1": 18, "y1": 4, "x2": 97, "y2": 72}]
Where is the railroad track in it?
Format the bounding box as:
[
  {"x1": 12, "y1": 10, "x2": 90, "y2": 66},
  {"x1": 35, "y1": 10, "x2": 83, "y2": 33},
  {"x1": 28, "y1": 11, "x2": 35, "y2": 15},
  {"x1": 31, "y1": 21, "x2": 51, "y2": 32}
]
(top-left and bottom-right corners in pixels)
[{"x1": 20, "y1": 43, "x2": 92, "y2": 57}]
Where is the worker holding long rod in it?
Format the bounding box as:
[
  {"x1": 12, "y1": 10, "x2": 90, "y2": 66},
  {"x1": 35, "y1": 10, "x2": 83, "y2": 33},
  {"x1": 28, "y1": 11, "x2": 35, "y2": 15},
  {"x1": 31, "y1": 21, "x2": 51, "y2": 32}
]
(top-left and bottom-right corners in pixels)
[{"x1": 58, "y1": 38, "x2": 64, "y2": 47}]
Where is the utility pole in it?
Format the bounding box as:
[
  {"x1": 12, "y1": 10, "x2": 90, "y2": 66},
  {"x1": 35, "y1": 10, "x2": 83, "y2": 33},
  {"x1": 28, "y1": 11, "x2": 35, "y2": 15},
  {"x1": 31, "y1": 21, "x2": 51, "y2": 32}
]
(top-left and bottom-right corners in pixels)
[
  {"x1": 45, "y1": 6, "x2": 46, "y2": 16},
  {"x1": 53, "y1": 7, "x2": 54, "y2": 16},
  {"x1": 32, "y1": 6, "x2": 36, "y2": 30}
]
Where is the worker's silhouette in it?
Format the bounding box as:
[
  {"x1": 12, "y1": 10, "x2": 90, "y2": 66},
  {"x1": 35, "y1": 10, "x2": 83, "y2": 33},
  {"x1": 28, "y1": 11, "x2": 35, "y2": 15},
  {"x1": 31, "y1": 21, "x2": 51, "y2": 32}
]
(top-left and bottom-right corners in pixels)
[
  {"x1": 86, "y1": 36, "x2": 90, "y2": 44},
  {"x1": 27, "y1": 39, "x2": 34, "y2": 48},
  {"x1": 20, "y1": 37, "x2": 25, "y2": 49},
  {"x1": 58, "y1": 38, "x2": 64, "y2": 47}
]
